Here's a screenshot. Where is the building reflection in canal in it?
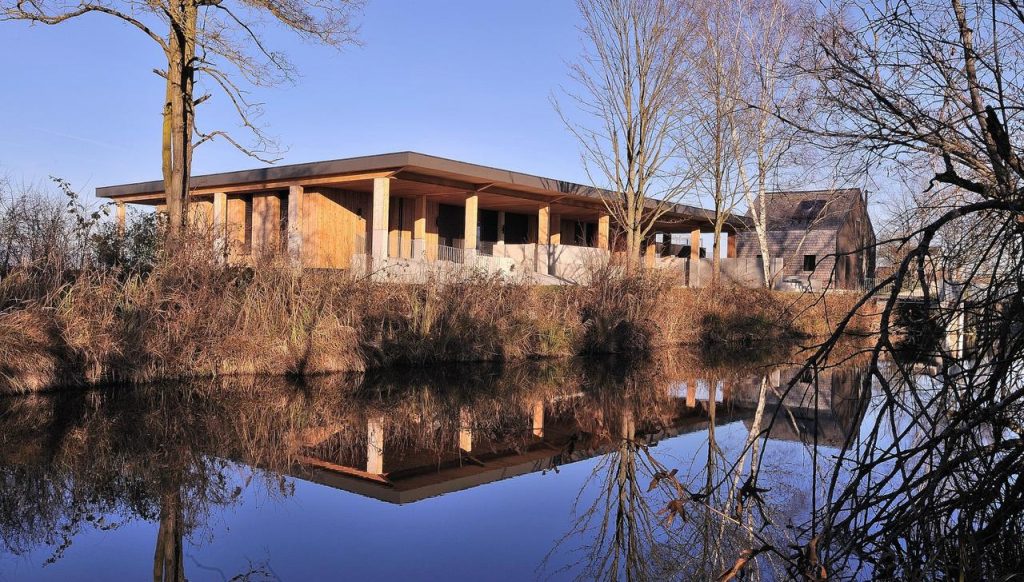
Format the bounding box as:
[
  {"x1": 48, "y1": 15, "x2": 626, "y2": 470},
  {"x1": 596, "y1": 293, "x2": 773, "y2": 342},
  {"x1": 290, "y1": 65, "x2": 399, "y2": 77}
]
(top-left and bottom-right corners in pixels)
[{"x1": 0, "y1": 349, "x2": 871, "y2": 580}]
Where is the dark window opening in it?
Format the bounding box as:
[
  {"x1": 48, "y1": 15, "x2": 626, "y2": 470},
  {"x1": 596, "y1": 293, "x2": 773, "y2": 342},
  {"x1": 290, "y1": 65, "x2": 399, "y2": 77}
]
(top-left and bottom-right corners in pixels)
[
  {"x1": 479, "y1": 210, "x2": 499, "y2": 242},
  {"x1": 436, "y1": 204, "x2": 464, "y2": 247},
  {"x1": 502, "y1": 212, "x2": 530, "y2": 244},
  {"x1": 803, "y1": 254, "x2": 817, "y2": 271}
]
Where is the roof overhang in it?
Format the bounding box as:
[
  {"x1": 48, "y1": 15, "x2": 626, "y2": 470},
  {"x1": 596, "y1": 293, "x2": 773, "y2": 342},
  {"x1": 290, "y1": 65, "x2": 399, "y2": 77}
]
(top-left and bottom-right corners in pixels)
[{"x1": 97, "y1": 151, "x2": 749, "y2": 231}]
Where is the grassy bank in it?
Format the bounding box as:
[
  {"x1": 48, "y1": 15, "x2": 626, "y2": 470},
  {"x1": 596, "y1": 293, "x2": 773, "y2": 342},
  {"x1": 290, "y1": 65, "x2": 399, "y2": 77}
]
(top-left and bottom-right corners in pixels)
[{"x1": 0, "y1": 246, "x2": 876, "y2": 393}]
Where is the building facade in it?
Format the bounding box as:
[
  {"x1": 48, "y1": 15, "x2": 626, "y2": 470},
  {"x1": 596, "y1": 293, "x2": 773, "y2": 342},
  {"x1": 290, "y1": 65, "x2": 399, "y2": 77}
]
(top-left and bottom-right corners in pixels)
[
  {"x1": 99, "y1": 152, "x2": 746, "y2": 281},
  {"x1": 736, "y1": 189, "x2": 876, "y2": 290}
]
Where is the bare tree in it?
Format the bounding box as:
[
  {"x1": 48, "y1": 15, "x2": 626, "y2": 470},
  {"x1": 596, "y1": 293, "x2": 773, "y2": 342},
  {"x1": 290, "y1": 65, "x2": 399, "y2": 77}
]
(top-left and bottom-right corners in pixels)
[
  {"x1": 746, "y1": 0, "x2": 1024, "y2": 577},
  {"x1": 731, "y1": 0, "x2": 815, "y2": 288},
  {"x1": 558, "y1": 0, "x2": 692, "y2": 264},
  {"x1": 2, "y1": 0, "x2": 363, "y2": 237},
  {"x1": 682, "y1": 0, "x2": 750, "y2": 284}
]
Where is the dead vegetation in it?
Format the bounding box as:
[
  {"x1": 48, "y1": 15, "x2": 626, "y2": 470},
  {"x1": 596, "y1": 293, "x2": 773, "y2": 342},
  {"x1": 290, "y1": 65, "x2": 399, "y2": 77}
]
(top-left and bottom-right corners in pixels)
[{"x1": 0, "y1": 202, "x2": 875, "y2": 393}]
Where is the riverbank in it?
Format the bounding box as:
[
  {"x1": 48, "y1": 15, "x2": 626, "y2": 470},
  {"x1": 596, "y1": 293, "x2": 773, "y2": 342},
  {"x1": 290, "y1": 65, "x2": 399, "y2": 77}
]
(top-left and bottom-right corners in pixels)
[{"x1": 0, "y1": 257, "x2": 877, "y2": 394}]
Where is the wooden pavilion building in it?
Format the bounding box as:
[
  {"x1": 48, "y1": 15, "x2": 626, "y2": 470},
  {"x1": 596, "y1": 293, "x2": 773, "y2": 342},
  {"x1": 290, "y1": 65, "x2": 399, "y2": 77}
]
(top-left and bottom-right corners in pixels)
[{"x1": 98, "y1": 152, "x2": 745, "y2": 280}]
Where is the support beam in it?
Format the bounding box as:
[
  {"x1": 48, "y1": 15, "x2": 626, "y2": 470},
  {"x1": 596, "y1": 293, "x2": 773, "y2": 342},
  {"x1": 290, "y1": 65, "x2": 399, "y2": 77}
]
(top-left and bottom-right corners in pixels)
[
  {"x1": 371, "y1": 177, "x2": 390, "y2": 264},
  {"x1": 549, "y1": 213, "x2": 561, "y2": 246},
  {"x1": 531, "y1": 401, "x2": 544, "y2": 437},
  {"x1": 537, "y1": 205, "x2": 551, "y2": 274},
  {"x1": 413, "y1": 195, "x2": 427, "y2": 259},
  {"x1": 464, "y1": 192, "x2": 478, "y2": 263},
  {"x1": 287, "y1": 186, "x2": 304, "y2": 268},
  {"x1": 115, "y1": 202, "x2": 126, "y2": 236},
  {"x1": 597, "y1": 213, "x2": 610, "y2": 251},
  {"x1": 688, "y1": 228, "x2": 702, "y2": 288},
  {"x1": 459, "y1": 408, "x2": 473, "y2": 452},
  {"x1": 213, "y1": 192, "x2": 227, "y2": 262},
  {"x1": 366, "y1": 416, "x2": 384, "y2": 474}
]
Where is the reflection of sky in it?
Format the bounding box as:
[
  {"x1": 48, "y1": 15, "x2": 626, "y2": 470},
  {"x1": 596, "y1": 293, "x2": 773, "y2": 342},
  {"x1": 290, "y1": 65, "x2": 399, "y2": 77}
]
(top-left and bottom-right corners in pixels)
[{"x1": 1, "y1": 421, "x2": 826, "y2": 581}]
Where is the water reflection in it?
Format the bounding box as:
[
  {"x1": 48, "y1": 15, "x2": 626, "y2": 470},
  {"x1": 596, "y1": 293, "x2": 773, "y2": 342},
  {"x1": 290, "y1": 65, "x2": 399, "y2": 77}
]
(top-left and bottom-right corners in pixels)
[{"x1": 0, "y1": 350, "x2": 870, "y2": 580}]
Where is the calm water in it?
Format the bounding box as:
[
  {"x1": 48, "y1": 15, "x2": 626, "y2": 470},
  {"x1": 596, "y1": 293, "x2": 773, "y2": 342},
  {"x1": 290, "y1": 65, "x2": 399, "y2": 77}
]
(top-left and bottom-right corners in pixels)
[{"x1": 0, "y1": 352, "x2": 870, "y2": 581}]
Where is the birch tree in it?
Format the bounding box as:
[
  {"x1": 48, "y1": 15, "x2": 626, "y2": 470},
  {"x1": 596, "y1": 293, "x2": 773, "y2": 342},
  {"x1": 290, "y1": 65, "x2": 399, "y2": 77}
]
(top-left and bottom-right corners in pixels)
[
  {"x1": 731, "y1": 0, "x2": 814, "y2": 288},
  {"x1": 558, "y1": 0, "x2": 692, "y2": 265},
  {"x1": 683, "y1": 0, "x2": 749, "y2": 284},
  {"x1": 2, "y1": 0, "x2": 362, "y2": 237}
]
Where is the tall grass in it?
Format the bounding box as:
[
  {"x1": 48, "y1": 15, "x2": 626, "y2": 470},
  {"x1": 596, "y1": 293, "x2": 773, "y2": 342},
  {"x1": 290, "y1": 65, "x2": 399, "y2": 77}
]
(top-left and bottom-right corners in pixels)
[{"x1": 0, "y1": 204, "x2": 873, "y2": 393}]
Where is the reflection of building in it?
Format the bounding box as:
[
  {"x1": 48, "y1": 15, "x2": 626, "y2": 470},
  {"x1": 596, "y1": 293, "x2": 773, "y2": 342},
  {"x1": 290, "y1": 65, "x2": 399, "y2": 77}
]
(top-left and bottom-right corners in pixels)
[
  {"x1": 289, "y1": 369, "x2": 869, "y2": 504},
  {"x1": 731, "y1": 365, "x2": 870, "y2": 447}
]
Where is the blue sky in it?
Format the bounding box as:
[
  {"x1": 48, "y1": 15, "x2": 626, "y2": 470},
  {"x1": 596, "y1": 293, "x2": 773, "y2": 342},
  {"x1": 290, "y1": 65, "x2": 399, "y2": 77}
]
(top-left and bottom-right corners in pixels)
[{"x1": 0, "y1": 1, "x2": 589, "y2": 202}]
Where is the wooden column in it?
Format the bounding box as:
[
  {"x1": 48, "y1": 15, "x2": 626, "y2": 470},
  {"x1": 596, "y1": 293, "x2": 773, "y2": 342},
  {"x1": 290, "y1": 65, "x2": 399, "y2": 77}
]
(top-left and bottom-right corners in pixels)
[
  {"x1": 549, "y1": 213, "x2": 561, "y2": 246},
  {"x1": 371, "y1": 177, "x2": 390, "y2": 263},
  {"x1": 690, "y1": 229, "x2": 701, "y2": 260},
  {"x1": 537, "y1": 205, "x2": 551, "y2": 274},
  {"x1": 458, "y1": 408, "x2": 473, "y2": 452},
  {"x1": 727, "y1": 231, "x2": 737, "y2": 258},
  {"x1": 531, "y1": 401, "x2": 544, "y2": 438},
  {"x1": 213, "y1": 192, "x2": 228, "y2": 262},
  {"x1": 115, "y1": 202, "x2": 126, "y2": 236},
  {"x1": 287, "y1": 186, "x2": 304, "y2": 268},
  {"x1": 413, "y1": 195, "x2": 427, "y2": 259},
  {"x1": 464, "y1": 193, "x2": 478, "y2": 263},
  {"x1": 688, "y1": 228, "x2": 702, "y2": 288},
  {"x1": 597, "y1": 213, "x2": 610, "y2": 251},
  {"x1": 366, "y1": 416, "x2": 384, "y2": 474}
]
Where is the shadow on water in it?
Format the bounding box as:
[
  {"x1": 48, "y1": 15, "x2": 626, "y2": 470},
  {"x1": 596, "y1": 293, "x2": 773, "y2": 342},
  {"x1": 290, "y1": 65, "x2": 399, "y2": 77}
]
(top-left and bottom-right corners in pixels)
[{"x1": 0, "y1": 346, "x2": 875, "y2": 580}]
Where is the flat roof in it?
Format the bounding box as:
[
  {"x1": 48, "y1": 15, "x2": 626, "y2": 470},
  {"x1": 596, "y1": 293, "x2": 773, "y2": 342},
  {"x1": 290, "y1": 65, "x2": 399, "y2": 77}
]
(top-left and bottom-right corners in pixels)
[{"x1": 97, "y1": 151, "x2": 749, "y2": 230}]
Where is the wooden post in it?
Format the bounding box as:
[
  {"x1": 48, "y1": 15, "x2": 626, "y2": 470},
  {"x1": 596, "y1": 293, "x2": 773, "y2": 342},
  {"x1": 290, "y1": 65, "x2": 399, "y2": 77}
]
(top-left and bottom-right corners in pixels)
[
  {"x1": 686, "y1": 381, "x2": 697, "y2": 408},
  {"x1": 537, "y1": 205, "x2": 551, "y2": 274},
  {"x1": 458, "y1": 408, "x2": 473, "y2": 452},
  {"x1": 689, "y1": 228, "x2": 702, "y2": 288},
  {"x1": 690, "y1": 229, "x2": 701, "y2": 260},
  {"x1": 597, "y1": 213, "x2": 610, "y2": 251},
  {"x1": 213, "y1": 192, "x2": 227, "y2": 263},
  {"x1": 115, "y1": 202, "x2": 126, "y2": 236},
  {"x1": 464, "y1": 192, "x2": 478, "y2": 263},
  {"x1": 371, "y1": 177, "x2": 390, "y2": 265},
  {"x1": 287, "y1": 186, "x2": 304, "y2": 268},
  {"x1": 413, "y1": 195, "x2": 427, "y2": 259},
  {"x1": 549, "y1": 213, "x2": 561, "y2": 246},
  {"x1": 727, "y1": 231, "x2": 737, "y2": 258},
  {"x1": 366, "y1": 416, "x2": 384, "y2": 474},
  {"x1": 531, "y1": 401, "x2": 544, "y2": 438}
]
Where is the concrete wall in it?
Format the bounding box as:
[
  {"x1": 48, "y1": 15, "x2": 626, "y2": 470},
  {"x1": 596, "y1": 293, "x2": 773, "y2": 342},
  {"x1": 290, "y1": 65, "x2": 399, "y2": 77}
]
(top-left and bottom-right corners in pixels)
[
  {"x1": 497, "y1": 243, "x2": 538, "y2": 274},
  {"x1": 549, "y1": 245, "x2": 610, "y2": 283},
  {"x1": 658, "y1": 256, "x2": 783, "y2": 288}
]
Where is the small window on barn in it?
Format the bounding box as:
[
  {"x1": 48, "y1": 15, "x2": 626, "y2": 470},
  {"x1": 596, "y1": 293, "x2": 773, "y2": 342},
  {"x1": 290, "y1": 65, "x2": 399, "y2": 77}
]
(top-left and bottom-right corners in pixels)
[
  {"x1": 803, "y1": 254, "x2": 817, "y2": 271},
  {"x1": 793, "y1": 199, "x2": 826, "y2": 220}
]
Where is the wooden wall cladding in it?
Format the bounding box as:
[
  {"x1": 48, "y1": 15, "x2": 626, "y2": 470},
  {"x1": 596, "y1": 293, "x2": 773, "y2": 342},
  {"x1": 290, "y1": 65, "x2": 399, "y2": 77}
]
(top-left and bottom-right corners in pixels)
[{"x1": 302, "y1": 188, "x2": 370, "y2": 269}]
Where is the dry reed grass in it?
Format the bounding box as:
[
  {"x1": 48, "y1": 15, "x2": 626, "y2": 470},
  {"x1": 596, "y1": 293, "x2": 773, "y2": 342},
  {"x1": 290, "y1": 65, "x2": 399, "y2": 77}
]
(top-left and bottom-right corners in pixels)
[{"x1": 0, "y1": 232, "x2": 874, "y2": 393}]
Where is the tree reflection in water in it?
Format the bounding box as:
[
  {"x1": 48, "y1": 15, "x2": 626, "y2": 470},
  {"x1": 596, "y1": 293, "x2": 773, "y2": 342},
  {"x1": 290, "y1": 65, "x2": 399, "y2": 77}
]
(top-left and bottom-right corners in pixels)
[{"x1": 0, "y1": 348, "x2": 873, "y2": 580}]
